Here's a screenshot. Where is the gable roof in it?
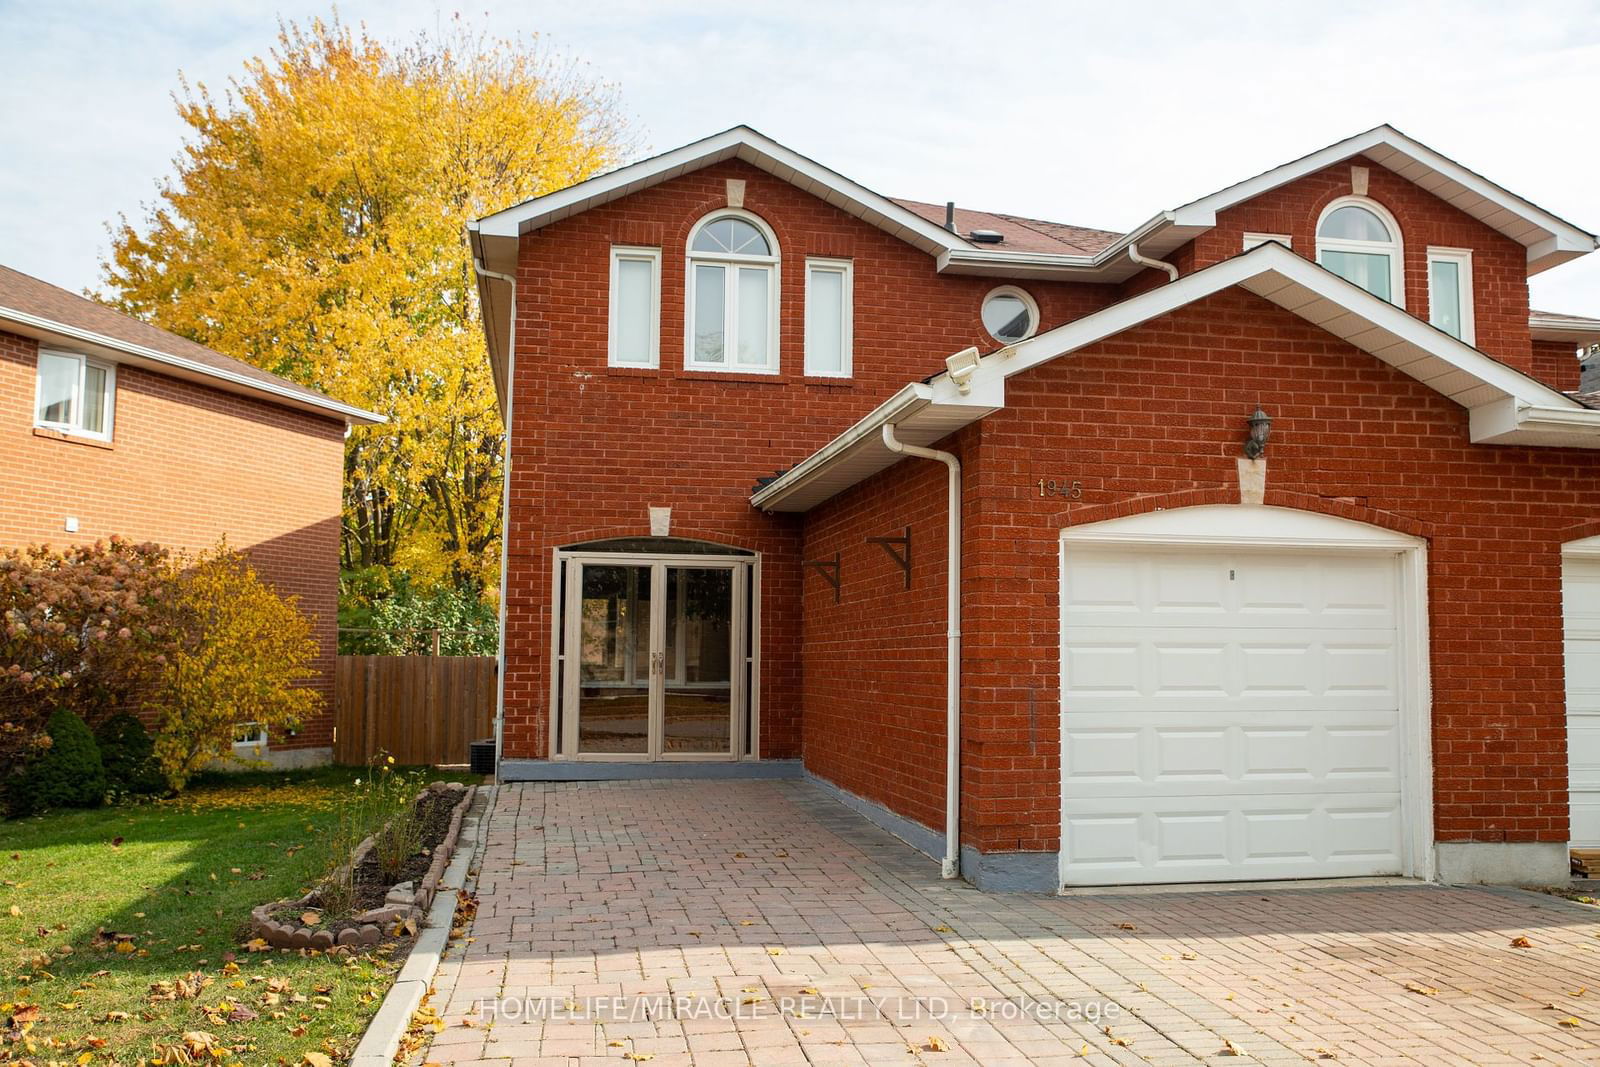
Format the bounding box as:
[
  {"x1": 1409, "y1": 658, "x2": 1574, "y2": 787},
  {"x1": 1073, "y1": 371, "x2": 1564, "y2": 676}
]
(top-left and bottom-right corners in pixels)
[
  {"x1": 471, "y1": 124, "x2": 1597, "y2": 408},
  {"x1": 0, "y1": 265, "x2": 382, "y2": 425},
  {"x1": 1165, "y1": 125, "x2": 1597, "y2": 275},
  {"x1": 751, "y1": 241, "x2": 1600, "y2": 513}
]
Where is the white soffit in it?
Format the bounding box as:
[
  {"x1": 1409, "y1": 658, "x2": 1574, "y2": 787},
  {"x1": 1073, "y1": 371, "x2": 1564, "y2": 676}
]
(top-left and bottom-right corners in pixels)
[
  {"x1": 753, "y1": 242, "x2": 1600, "y2": 513},
  {"x1": 1170, "y1": 125, "x2": 1597, "y2": 275}
]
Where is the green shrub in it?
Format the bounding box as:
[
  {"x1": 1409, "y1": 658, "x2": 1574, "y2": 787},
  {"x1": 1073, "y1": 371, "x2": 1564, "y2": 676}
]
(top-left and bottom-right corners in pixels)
[
  {"x1": 95, "y1": 713, "x2": 165, "y2": 798},
  {"x1": 10, "y1": 710, "x2": 106, "y2": 815}
]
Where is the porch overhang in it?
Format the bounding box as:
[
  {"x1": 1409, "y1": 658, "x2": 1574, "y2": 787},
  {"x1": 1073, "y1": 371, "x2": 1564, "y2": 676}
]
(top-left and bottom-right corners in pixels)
[{"x1": 752, "y1": 241, "x2": 1600, "y2": 515}]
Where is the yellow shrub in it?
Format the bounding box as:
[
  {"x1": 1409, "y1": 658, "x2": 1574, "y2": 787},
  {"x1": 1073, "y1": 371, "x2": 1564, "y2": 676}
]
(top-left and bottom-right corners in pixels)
[{"x1": 149, "y1": 545, "x2": 320, "y2": 789}]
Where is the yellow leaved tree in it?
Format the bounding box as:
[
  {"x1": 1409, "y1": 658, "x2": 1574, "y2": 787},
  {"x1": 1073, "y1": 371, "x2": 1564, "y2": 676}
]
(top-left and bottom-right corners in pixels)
[{"x1": 101, "y1": 16, "x2": 633, "y2": 591}]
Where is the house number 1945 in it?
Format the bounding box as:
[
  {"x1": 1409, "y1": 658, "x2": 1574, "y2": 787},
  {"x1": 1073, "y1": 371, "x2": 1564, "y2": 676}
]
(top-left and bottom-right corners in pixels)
[{"x1": 1037, "y1": 478, "x2": 1083, "y2": 499}]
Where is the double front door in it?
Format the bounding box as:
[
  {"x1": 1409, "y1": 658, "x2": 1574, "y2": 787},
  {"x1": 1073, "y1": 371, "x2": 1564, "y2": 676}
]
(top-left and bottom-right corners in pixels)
[{"x1": 561, "y1": 556, "x2": 749, "y2": 759}]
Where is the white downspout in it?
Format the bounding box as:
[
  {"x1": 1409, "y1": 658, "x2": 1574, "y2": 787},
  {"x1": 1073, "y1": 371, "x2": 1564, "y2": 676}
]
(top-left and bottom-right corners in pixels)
[
  {"x1": 474, "y1": 255, "x2": 516, "y2": 783},
  {"x1": 881, "y1": 423, "x2": 962, "y2": 879},
  {"x1": 1127, "y1": 242, "x2": 1179, "y2": 282}
]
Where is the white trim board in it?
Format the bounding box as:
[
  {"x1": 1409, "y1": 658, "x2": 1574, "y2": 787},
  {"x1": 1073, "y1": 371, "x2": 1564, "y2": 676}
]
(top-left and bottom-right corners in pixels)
[{"x1": 753, "y1": 241, "x2": 1600, "y2": 514}]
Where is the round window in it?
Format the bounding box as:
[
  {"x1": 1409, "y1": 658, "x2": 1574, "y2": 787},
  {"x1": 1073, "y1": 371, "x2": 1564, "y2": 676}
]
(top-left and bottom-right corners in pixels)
[{"x1": 981, "y1": 287, "x2": 1038, "y2": 343}]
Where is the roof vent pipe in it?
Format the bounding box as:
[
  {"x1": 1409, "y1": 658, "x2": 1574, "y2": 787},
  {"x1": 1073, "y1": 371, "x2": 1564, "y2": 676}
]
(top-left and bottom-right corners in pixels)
[
  {"x1": 1128, "y1": 242, "x2": 1180, "y2": 282},
  {"x1": 945, "y1": 201, "x2": 956, "y2": 233}
]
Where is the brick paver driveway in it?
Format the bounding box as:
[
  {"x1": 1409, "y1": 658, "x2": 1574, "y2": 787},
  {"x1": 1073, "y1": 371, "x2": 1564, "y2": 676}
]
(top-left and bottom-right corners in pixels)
[{"x1": 424, "y1": 781, "x2": 1600, "y2": 1066}]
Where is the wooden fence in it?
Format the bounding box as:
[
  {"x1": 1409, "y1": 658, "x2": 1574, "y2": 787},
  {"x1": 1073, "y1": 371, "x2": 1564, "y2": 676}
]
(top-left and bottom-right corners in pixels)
[{"x1": 333, "y1": 655, "x2": 496, "y2": 766}]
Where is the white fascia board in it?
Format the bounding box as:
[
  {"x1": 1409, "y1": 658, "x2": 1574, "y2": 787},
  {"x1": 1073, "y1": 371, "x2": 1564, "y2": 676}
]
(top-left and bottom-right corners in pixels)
[
  {"x1": 939, "y1": 241, "x2": 1578, "y2": 413},
  {"x1": 750, "y1": 374, "x2": 1005, "y2": 512},
  {"x1": 1172, "y1": 126, "x2": 1597, "y2": 269},
  {"x1": 750, "y1": 383, "x2": 934, "y2": 510},
  {"x1": 0, "y1": 305, "x2": 384, "y2": 425},
  {"x1": 1470, "y1": 396, "x2": 1600, "y2": 447},
  {"x1": 1530, "y1": 312, "x2": 1600, "y2": 345},
  {"x1": 475, "y1": 126, "x2": 965, "y2": 255}
]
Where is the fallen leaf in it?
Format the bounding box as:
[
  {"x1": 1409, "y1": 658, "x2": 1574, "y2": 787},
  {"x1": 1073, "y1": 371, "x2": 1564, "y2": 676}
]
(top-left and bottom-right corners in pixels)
[
  {"x1": 1511, "y1": 936, "x2": 1533, "y2": 949},
  {"x1": 7, "y1": 905, "x2": 18, "y2": 917},
  {"x1": 932, "y1": 925, "x2": 952, "y2": 933},
  {"x1": 300, "y1": 912, "x2": 322, "y2": 927},
  {"x1": 1181, "y1": 952, "x2": 1198, "y2": 960},
  {"x1": 1221, "y1": 1038, "x2": 1242, "y2": 1056},
  {"x1": 925, "y1": 1036, "x2": 948, "y2": 1052},
  {"x1": 1559, "y1": 1016, "x2": 1582, "y2": 1028},
  {"x1": 1404, "y1": 981, "x2": 1439, "y2": 997},
  {"x1": 303, "y1": 1054, "x2": 334, "y2": 1067},
  {"x1": 1114, "y1": 922, "x2": 1136, "y2": 931}
]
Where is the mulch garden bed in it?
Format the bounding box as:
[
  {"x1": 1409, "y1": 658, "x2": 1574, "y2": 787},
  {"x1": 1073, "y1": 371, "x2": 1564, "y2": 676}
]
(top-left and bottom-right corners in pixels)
[{"x1": 250, "y1": 781, "x2": 474, "y2": 951}]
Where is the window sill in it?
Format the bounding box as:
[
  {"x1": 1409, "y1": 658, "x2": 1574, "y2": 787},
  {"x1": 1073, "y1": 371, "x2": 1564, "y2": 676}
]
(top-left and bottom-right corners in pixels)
[
  {"x1": 33, "y1": 426, "x2": 113, "y2": 450},
  {"x1": 604, "y1": 367, "x2": 788, "y2": 386}
]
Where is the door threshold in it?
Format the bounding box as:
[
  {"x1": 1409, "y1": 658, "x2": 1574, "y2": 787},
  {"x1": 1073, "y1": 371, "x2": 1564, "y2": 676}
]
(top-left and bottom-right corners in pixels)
[
  {"x1": 499, "y1": 758, "x2": 801, "y2": 782},
  {"x1": 1059, "y1": 875, "x2": 1424, "y2": 897}
]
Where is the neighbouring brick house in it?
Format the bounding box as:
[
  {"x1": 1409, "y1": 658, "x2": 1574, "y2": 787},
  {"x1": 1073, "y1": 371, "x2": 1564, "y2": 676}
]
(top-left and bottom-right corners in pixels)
[
  {"x1": 469, "y1": 124, "x2": 1600, "y2": 890},
  {"x1": 0, "y1": 265, "x2": 381, "y2": 766}
]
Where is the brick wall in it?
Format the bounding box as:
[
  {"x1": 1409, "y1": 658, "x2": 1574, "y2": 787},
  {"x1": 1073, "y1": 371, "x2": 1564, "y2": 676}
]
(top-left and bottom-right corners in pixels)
[
  {"x1": 1532, "y1": 339, "x2": 1582, "y2": 393},
  {"x1": 0, "y1": 328, "x2": 345, "y2": 750},
  {"x1": 500, "y1": 158, "x2": 1113, "y2": 760},
  {"x1": 1172, "y1": 155, "x2": 1537, "y2": 375},
  {"x1": 808, "y1": 288, "x2": 1598, "y2": 854}
]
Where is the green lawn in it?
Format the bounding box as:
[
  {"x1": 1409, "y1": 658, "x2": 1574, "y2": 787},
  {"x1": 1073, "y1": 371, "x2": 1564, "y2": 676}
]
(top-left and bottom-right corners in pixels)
[{"x1": 0, "y1": 764, "x2": 480, "y2": 1065}]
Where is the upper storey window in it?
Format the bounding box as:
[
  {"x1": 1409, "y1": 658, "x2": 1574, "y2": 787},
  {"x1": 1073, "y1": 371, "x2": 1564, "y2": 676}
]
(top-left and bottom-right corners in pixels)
[
  {"x1": 36, "y1": 350, "x2": 115, "y2": 440},
  {"x1": 686, "y1": 211, "x2": 780, "y2": 373},
  {"x1": 1316, "y1": 197, "x2": 1404, "y2": 306}
]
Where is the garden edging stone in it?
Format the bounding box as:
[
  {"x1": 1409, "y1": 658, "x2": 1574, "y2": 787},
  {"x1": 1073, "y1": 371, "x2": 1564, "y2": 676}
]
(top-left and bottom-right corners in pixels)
[
  {"x1": 247, "y1": 782, "x2": 475, "y2": 951},
  {"x1": 350, "y1": 784, "x2": 491, "y2": 1067}
]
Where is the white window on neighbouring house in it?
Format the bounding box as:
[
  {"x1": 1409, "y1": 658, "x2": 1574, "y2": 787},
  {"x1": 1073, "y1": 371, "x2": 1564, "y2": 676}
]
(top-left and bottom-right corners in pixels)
[
  {"x1": 804, "y1": 258, "x2": 852, "y2": 377},
  {"x1": 1243, "y1": 232, "x2": 1293, "y2": 251},
  {"x1": 1316, "y1": 196, "x2": 1405, "y2": 307},
  {"x1": 35, "y1": 350, "x2": 115, "y2": 440},
  {"x1": 1427, "y1": 247, "x2": 1475, "y2": 344},
  {"x1": 609, "y1": 246, "x2": 661, "y2": 367},
  {"x1": 685, "y1": 210, "x2": 780, "y2": 373}
]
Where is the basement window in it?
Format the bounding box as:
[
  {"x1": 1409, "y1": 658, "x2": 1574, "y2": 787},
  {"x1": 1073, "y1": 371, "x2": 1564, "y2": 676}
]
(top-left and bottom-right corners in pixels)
[{"x1": 35, "y1": 350, "x2": 115, "y2": 440}]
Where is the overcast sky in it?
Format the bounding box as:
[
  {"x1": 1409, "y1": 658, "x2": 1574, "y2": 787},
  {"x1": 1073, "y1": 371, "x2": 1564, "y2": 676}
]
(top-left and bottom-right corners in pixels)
[{"x1": 3, "y1": 0, "x2": 1599, "y2": 313}]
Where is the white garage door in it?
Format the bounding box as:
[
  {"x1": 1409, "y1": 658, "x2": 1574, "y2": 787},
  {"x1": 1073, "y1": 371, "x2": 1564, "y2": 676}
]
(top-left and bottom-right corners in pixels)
[
  {"x1": 1062, "y1": 545, "x2": 1406, "y2": 885},
  {"x1": 1566, "y1": 554, "x2": 1600, "y2": 847}
]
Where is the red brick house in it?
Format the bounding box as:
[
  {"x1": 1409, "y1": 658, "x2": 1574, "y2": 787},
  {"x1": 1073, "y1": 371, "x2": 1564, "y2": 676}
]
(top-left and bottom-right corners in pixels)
[
  {"x1": 469, "y1": 125, "x2": 1600, "y2": 889},
  {"x1": 0, "y1": 265, "x2": 382, "y2": 766}
]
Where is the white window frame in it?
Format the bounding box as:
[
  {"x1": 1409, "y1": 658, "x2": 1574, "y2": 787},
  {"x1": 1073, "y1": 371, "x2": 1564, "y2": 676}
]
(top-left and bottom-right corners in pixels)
[
  {"x1": 803, "y1": 257, "x2": 853, "y2": 378},
  {"x1": 981, "y1": 285, "x2": 1041, "y2": 344},
  {"x1": 1426, "y1": 246, "x2": 1475, "y2": 345},
  {"x1": 684, "y1": 208, "x2": 781, "y2": 374},
  {"x1": 1243, "y1": 232, "x2": 1293, "y2": 251},
  {"x1": 608, "y1": 245, "x2": 662, "y2": 368},
  {"x1": 34, "y1": 349, "x2": 115, "y2": 441},
  {"x1": 1315, "y1": 195, "x2": 1406, "y2": 309}
]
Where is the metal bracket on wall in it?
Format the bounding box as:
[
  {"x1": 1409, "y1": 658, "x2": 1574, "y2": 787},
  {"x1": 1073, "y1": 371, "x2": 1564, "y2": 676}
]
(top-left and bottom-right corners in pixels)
[
  {"x1": 866, "y1": 526, "x2": 912, "y2": 589},
  {"x1": 803, "y1": 551, "x2": 841, "y2": 602}
]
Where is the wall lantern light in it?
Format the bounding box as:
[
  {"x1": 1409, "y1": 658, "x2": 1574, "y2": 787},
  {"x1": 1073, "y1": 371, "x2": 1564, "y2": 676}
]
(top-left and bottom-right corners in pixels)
[{"x1": 1243, "y1": 406, "x2": 1272, "y2": 459}]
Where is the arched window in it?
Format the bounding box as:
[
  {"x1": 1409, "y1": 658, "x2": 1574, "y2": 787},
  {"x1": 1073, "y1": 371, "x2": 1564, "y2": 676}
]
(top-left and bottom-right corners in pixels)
[
  {"x1": 1316, "y1": 197, "x2": 1404, "y2": 306},
  {"x1": 686, "y1": 210, "x2": 780, "y2": 372}
]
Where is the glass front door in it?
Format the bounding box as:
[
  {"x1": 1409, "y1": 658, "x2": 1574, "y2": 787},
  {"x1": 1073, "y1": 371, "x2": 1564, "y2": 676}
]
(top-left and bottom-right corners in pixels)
[{"x1": 564, "y1": 558, "x2": 742, "y2": 760}]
